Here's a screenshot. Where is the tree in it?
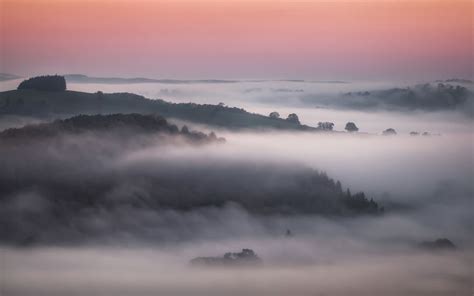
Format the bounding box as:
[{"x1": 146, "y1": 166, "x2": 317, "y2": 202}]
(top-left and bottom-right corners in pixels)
[
  {"x1": 336, "y1": 180, "x2": 342, "y2": 193},
  {"x1": 269, "y1": 111, "x2": 280, "y2": 119},
  {"x1": 382, "y1": 128, "x2": 397, "y2": 135},
  {"x1": 286, "y1": 113, "x2": 300, "y2": 124},
  {"x1": 345, "y1": 122, "x2": 359, "y2": 132},
  {"x1": 318, "y1": 122, "x2": 334, "y2": 131},
  {"x1": 181, "y1": 125, "x2": 189, "y2": 134}
]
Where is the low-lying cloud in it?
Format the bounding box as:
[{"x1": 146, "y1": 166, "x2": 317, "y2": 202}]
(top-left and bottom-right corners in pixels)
[{"x1": 1, "y1": 79, "x2": 473, "y2": 295}]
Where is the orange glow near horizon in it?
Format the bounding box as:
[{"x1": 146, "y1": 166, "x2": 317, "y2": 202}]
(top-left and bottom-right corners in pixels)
[{"x1": 1, "y1": 0, "x2": 472, "y2": 79}]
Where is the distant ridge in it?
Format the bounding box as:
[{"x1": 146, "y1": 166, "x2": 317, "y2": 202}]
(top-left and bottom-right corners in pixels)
[
  {"x1": 65, "y1": 74, "x2": 238, "y2": 84},
  {"x1": 434, "y1": 78, "x2": 473, "y2": 84},
  {"x1": 272, "y1": 79, "x2": 348, "y2": 84},
  {"x1": 64, "y1": 74, "x2": 349, "y2": 85},
  {"x1": 0, "y1": 73, "x2": 21, "y2": 82}
]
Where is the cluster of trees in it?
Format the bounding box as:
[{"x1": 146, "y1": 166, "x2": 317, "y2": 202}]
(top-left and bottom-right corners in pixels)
[
  {"x1": 343, "y1": 191, "x2": 379, "y2": 213},
  {"x1": 17, "y1": 75, "x2": 66, "y2": 91},
  {"x1": 410, "y1": 131, "x2": 432, "y2": 136},
  {"x1": 268, "y1": 112, "x2": 362, "y2": 133},
  {"x1": 383, "y1": 128, "x2": 436, "y2": 136},
  {"x1": 318, "y1": 121, "x2": 360, "y2": 132},
  {"x1": 190, "y1": 249, "x2": 263, "y2": 267},
  {"x1": 317, "y1": 122, "x2": 334, "y2": 130},
  {"x1": 268, "y1": 111, "x2": 300, "y2": 124},
  {"x1": 266, "y1": 114, "x2": 438, "y2": 136}
]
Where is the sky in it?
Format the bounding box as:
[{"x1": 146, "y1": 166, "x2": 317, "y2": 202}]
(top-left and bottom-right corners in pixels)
[{"x1": 0, "y1": 0, "x2": 472, "y2": 80}]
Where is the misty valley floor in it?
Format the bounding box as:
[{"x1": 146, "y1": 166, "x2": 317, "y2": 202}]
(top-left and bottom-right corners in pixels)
[
  {"x1": 2, "y1": 242, "x2": 471, "y2": 296},
  {"x1": 0, "y1": 79, "x2": 473, "y2": 295},
  {"x1": 1, "y1": 124, "x2": 473, "y2": 296}
]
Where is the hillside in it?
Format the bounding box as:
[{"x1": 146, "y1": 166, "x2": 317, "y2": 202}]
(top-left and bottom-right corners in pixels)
[
  {"x1": 0, "y1": 114, "x2": 380, "y2": 245},
  {"x1": 0, "y1": 89, "x2": 315, "y2": 131},
  {"x1": 0, "y1": 113, "x2": 223, "y2": 144},
  {"x1": 0, "y1": 148, "x2": 381, "y2": 245}
]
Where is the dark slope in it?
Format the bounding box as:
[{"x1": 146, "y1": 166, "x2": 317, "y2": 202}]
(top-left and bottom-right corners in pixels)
[
  {"x1": 0, "y1": 115, "x2": 379, "y2": 246},
  {"x1": 0, "y1": 89, "x2": 315, "y2": 131},
  {"x1": 0, "y1": 113, "x2": 223, "y2": 144},
  {"x1": 0, "y1": 157, "x2": 382, "y2": 245}
]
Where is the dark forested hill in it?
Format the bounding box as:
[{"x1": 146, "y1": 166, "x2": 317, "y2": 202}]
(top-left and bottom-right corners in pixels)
[
  {"x1": 0, "y1": 113, "x2": 222, "y2": 144},
  {"x1": 0, "y1": 89, "x2": 314, "y2": 131},
  {"x1": 0, "y1": 154, "x2": 382, "y2": 245},
  {"x1": 0, "y1": 114, "x2": 380, "y2": 245}
]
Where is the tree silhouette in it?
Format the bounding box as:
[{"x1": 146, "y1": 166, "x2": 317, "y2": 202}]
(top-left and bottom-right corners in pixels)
[
  {"x1": 181, "y1": 125, "x2": 190, "y2": 134},
  {"x1": 345, "y1": 122, "x2": 359, "y2": 132},
  {"x1": 318, "y1": 122, "x2": 334, "y2": 131},
  {"x1": 269, "y1": 111, "x2": 280, "y2": 119},
  {"x1": 382, "y1": 128, "x2": 397, "y2": 135},
  {"x1": 286, "y1": 113, "x2": 300, "y2": 124}
]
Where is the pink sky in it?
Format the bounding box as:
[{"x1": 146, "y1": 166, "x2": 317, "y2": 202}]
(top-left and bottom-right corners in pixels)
[{"x1": 1, "y1": 0, "x2": 472, "y2": 80}]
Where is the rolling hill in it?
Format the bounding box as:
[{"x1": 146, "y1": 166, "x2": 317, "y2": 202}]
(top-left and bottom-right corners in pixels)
[{"x1": 0, "y1": 89, "x2": 315, "y2": 131}]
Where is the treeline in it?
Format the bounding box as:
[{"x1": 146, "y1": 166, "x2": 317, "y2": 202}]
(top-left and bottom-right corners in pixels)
[
  {"x1": 17, "y1": 75, "x2": 66, "y2": 91},
  {"x1": 341, "y1": 83, "x2": 471, "y2": 111},
  {"x1": 296, "y1": 82, "x2": 473, "y2": 117}
]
